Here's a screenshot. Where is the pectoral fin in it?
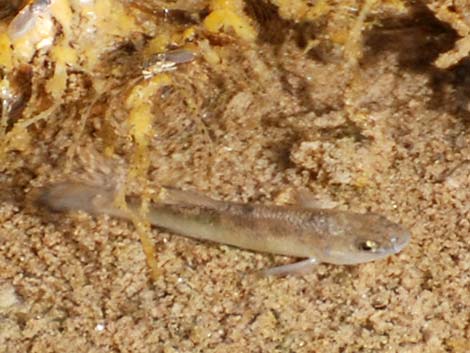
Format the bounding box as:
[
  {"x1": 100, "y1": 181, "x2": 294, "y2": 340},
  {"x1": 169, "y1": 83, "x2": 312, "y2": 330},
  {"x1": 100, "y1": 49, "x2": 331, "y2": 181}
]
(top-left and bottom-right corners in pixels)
[{"x1": 261, "y1": 257, "x2": 319, "y2": 276}]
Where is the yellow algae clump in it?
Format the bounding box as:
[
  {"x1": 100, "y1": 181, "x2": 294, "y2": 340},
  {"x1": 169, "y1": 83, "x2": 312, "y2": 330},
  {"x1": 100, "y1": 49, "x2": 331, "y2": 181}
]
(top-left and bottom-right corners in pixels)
[
  {"x1": 46, "y1": 39, "x2": 78, "y2": 100},
  {"x1": 198, "y1": 39, "x2": 220, "y2": 65},
  {"x1": 49, "y1": 0, "x2": 74, "y2": 38},
  {"x1": 429, "y1": 1, "x2": 470, "y2": 69},
  {"x1": 124, "y1": 73, "x2": 172, "y2": 281},
  {"x1": 0, "y1": 25, "x2": 12, "y2": 70},
  {"x1": 93, "y1": 0, "x2": 138, "y2": 36},
  {"x1": 144, "y1": 34, "x2": 172, "y2": 57},
  {"x1": 344, "y1": 0, "x2": 379, "y2": 69},
  {"x1": 203, "y1": 0, "x2": 257, "y2": 42},
  {"x1": 126, "y1": 73, "x2": 171, "y2": 179},
  {"x1": 126, "y1": 74, "x2": 172, "y2": 157},
  {"x1": 382, "y1": 0, "x2": 407, "y2": 12},
  {"x1": 182, "y1": 27, "x2": 196, "y2": 42},
  {"x1": 272, "y1": 0, "x2": 331, "y2": 22},
  {"x1": 0, "y1": 24, "x2": 17, "y2": 159}
]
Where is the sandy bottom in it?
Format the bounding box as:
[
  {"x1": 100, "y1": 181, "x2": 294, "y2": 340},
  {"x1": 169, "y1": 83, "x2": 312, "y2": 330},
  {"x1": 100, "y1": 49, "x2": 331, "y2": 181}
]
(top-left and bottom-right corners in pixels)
[{"x1": 1, "y1": 2, "x2": 470, "y2": 353}]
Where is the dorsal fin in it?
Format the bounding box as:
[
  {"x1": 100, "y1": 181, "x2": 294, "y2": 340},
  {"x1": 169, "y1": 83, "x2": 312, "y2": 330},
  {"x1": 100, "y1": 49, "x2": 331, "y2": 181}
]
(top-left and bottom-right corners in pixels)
[
  {"x1": 291, "y1": 189, "x2": 338, "y2": 210},
  {"x1": 156, "y1": 187, "x2": 221, "y2": 209}
]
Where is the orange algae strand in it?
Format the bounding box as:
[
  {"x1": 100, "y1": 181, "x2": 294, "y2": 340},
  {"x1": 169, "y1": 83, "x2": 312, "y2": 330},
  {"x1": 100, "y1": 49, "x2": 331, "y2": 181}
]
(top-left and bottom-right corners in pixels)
[{"x1": 124, "y1": 73, "x2": 172, "y2": 281}]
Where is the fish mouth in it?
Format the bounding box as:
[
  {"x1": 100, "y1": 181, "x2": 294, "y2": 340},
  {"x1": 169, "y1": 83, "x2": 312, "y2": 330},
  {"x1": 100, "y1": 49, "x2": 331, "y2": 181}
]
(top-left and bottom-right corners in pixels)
[{"x1": 391, "y1": 229, "x2": 411, "y2": 254}]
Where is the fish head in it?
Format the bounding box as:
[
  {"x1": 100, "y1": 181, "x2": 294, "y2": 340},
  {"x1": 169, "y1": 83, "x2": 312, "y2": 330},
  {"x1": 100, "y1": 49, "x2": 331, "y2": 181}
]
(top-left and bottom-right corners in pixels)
[{"x1": 320, "y1": 211, "x2": 411, "y2": 265}]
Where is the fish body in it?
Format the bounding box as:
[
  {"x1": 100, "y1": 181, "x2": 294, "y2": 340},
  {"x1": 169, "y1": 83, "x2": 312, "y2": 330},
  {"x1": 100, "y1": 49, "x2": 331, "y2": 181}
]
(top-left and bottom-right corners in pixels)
[{"x1": 38, "y1": 182, "x2": 410, "y2": 275}]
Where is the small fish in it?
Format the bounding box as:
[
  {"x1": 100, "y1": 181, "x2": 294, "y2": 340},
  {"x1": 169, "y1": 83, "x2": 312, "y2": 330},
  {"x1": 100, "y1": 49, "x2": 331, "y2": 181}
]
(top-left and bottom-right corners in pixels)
[{"x1": 37, "y1": 182, "x2": 410, "y2": 276}]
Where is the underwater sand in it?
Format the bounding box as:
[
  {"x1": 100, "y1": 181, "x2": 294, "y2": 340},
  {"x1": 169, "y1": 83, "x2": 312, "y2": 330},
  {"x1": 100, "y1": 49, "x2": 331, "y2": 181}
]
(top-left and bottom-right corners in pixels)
[{"x1": 1, "y1": 1, "x2": 469, "y2": 352}]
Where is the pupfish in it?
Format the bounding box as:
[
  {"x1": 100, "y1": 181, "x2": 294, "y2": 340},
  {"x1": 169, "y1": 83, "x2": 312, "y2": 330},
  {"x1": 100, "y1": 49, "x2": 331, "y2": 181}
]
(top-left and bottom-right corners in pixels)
[{"x1": 37, "y1": 182, "x2": 410, "y2": 275}]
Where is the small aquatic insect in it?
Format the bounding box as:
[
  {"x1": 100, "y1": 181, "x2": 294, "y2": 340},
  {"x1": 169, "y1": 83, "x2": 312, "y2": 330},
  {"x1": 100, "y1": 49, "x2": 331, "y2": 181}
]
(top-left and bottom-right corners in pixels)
[
  {"x1": 37, "y1": 182, "x2": 411, "y2": 276},
  {"x1": 142, "y1": 48, "x2": 195, "y2": 79}
]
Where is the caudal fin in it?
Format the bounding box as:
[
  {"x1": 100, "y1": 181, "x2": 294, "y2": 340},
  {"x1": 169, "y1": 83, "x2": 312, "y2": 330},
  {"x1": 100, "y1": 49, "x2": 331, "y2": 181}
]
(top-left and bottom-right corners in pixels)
[{"x1": 36, "y1": 182, "x2": 115, "y2": 214}]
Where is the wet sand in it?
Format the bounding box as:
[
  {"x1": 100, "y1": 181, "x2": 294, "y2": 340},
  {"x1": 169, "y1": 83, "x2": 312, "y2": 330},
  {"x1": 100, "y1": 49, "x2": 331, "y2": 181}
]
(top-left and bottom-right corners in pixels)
[{"x1": 1, "y1": 1, "x2": 469, "y2": 352}]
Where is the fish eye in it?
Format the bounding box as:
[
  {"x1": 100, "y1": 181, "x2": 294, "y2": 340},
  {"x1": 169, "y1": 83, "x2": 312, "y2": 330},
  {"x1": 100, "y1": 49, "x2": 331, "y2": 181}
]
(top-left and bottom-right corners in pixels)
[{"x1": 357, "y1": 240, "x2": 379, "y2": 252}]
